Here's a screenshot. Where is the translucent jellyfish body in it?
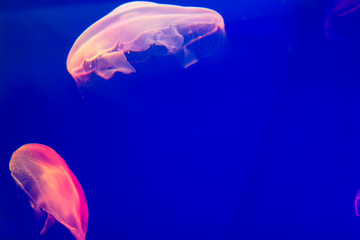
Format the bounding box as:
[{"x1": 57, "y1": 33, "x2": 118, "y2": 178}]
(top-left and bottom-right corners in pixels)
[
  {"x1": 66, "y1": 1, "x2": 225, "y2": 84},
  {"x1": 9, "y1": 144, "x2": 88, "y2": 240},
  {"x1": 324, "y1": 0, "x2": 360, "y2": 38},
  {"x1": 355, "y1": 189, "x2": 360, "y2": 216}
]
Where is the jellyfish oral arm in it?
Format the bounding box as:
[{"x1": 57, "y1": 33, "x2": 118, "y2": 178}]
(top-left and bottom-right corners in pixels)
[
  {"x1": 95, "y1": 51, "x2": 136, "y2": 79},
  {"x1": 40, "y1": 214, "x2": 56, "y2": 235}
]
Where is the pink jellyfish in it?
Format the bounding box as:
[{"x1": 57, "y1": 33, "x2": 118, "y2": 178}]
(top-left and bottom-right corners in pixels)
[
  {"x1": 324, "y1": 0, "x2": 360, "y2": 38},
  {"x1": 355, "y1": 189, "x2": 360, "y2": 216},
  {"x1": 9, "y1": 143, "x2": 88, "y2": 240},
  {"x1": 66, "y1": 1, "x2": 225, "y2": 84}
]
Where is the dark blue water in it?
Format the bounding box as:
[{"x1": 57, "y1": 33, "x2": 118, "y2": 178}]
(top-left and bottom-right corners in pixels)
[{"x1": 1, "y1": 0, "x2": 360, "y2": 239}]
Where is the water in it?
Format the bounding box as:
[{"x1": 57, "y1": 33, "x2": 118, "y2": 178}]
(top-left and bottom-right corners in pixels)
[{"x1": 1, "y1": 0, "x2": 360, "y2": 239}]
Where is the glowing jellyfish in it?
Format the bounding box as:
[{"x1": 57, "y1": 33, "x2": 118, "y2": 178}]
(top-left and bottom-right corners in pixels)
[
  {"x1": 9, "y1": 144, "x2": 88, "y2": 240},
  {"x1": 355, "y1": 189, "x2": 360, "y2": 216},
  {"x1": 66, "y1": 1, "x2": 225, "y2": 84},
  {"x1": 324, "y1": 0, "x2": 360, "y2": 38}
]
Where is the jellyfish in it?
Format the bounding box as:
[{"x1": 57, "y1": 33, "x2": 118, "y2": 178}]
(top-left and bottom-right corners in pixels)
[
  {"x1": 355, "y1": 189, "x2": 360, "y2": 216},
  {"x1": 324, "y1": 0, "x2": 360, "y2": 38},
  {"x1": 66, "y1": 1, "x2": 225, "y2": 84},
  {"x1": 9, "y1": 144, "x2": 88, "y2": 240}
]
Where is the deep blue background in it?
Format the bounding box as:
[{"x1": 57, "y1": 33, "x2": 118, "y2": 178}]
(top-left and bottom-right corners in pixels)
[{"x1": 1, "y1": 0, "x2": 360, "y2": 239}]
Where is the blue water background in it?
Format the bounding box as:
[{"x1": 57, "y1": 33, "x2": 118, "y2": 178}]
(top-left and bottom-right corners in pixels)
[{"x1": 1, "y1": 0, "x2": 360, "y2": 239}]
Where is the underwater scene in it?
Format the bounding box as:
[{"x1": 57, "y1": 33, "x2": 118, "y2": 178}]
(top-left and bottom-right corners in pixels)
[{"x1": 1, "y1": 0, "x2": 360, "y2": 239}]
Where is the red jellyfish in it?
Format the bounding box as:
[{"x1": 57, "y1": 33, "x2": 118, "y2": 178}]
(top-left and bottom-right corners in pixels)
[{"x1": 9, "y1": 144, "x2": 88, "y2": 240}]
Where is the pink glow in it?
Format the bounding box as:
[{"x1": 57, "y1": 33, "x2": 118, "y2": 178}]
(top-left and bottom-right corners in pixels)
[
  {"x1": 66, "y1": 1, "x2": 225, "y2": 84},
  {"x1": 325, "y1": 0, "x2": 360, "y2": 38},
  {"x1": 9, "y1": 144, "x2": 88, "y2": 240},
  {"x1": 355, "y1": 189, "x2": 360, "y2": 216}
]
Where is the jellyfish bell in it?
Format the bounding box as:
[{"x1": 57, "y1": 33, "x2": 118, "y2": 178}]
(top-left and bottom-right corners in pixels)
[
  {"x1": 324, "y1": 0, "x2": 360, "y2": 39},
  {"x1": 9, "y1": 144, "x2": 88, "y2": 240},
  {"x1": 355, "y1": 189, "x2": 360, "y2": 216},
  {"x1": 66, "y1": 1, "x2": 225, "y2": 85}
]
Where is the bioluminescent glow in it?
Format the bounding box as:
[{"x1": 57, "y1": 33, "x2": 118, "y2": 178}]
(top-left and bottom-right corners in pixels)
[
  {"x1": 66, "y1": 1, "x2": 225, "y2": 84},
  {"x1": 9, "y1": 144, "x2": 88, "y2": 240},
  {"x1": 325, "y1": 0, "x2": 360, "y2": 37}
]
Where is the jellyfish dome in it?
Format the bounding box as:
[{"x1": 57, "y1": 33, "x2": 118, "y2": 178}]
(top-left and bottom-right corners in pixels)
[
  {"x1": 324, "y1": 0, "x2": 360, "y2": 39},
  {"x1": 9, "y1": 144, "x2": 88, "y2": 240},
  {"x1": 66, "y1": 1, "x2": 225, "y2": 84},
  {"x1": 355, "y1": 189, "x2": 360, "y2": 216}
]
